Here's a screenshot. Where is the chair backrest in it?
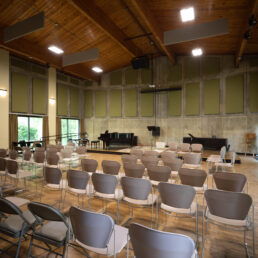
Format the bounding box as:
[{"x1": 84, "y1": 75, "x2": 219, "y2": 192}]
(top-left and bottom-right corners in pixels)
[
  {"x1": 121, "y1": 154, "x2": 137, "y2": 166},
  {"x1": 23, "y1": 149, "x2": 32, "y2": 161},
  {"x1": 156, "y1": 142, "x2": 166, "y2": 149},
  {"x1": 124, "y1": 163, "x2": 145, "y2": 178},
  {"x1": 61, "y1": 149, "x2": 72, "y2": 159},
  {"x1": 231, "y1": 152, "x2": 236, "y2": 164},
  {"x1": 168, "y1": 143, "x2": 177, "y2": 151},
  {"x1": 220, "y1": 146, "x2": 226, "y2": 160},
  {"x1": 34, "y1": 151, "x2": 45, "y2": 163},
  {"x1": 158, "y1": 183, "x2": 195, "y2": 209},
  {"x1": 44, "y1": 167, "x2": 62, "y2": 184},
  {"x1": 46, "y1": 153, "x2": 59, "y2": 165},
  {"x1": 205, "y1": 189, "x2": 252, "y2": 220},
  {"x1": 28, "y1": 202, "x2": 68, "y2": 226},
  {"x1": 35, "y1": 147, "x2": 45, "y2": 152},
  {"x1": 121, "y1": 176, "x2": 151, "y2": 200},
  {"x1": 143, "y1": 150, "x2": 159, "y2": 158},
  {"x1": 161, "y1": 151, "x2": 176, "y2": 160},
  {"x1": 0, "y1": 157, "x2": 6, "y2": 171},
  {"x1": 141, "y1": 156, "x2": 159, "y2": 168},
  {"x1": 67, "y1": 170, "x2": 90, "y2": 190},
  {"x1": 70, "y1": 206, "x2": 114, "y2": 249},
  {"x1": 191, "y1": 144, "x2": 203, "y2": 152},
  {"x1": 183, "y1": 153, "x2": 201, "y2": 164},
  {"x1": 9, "y1": 149, "x2": 18, "y2": 160},
  {"x1": 65, "y1": 145, "x2": 75, "y2": 152},
  {"x1": 179, "y1": 168, "x2": 207, "y2": 187},
  {"x1": 92, "y1": 173, "x2": 118, "y2": 194},
  {"x1": 81, "y1": 159, "x2": 98, "y2": 173},
  {"x1": 6, "y1": 159, "x2": 18, "y2": 175},
  {"x1": 102, "y1": 160, "x2": 120, "y2": 175},
  {"x1": 213, "y1": 172, "x2": 247, "y2": 192},
  {"x1": 0, "y1": 197, "x2": 23, "y2": 215},
  {"x1": 0, "y1": 149, "x2": 7, "y2": 157},
  {"x1": 180, "y1": 143, "x2": 190, "y2": 152},
  {"x1": 130, "y1": 149, "x2": 143, "y2": 159},
  {"x1": 163, "y1": 158, "x2": 183, "y2": 172},
  {"x1": 147, "y1": 165, "x2": 171, "y2": 182},
  {"x1": 56, "y1": 145, "x2": 64, "y2": 152},
  {"x1": 129, "y1": 223, "x2": 195, "y2": 258},
  {"x1": 76, "y1": 146, "x2": 86, "y2": 155},
  {"x1": 46, "y1": 147, "x2": 58, "y2": 153}
]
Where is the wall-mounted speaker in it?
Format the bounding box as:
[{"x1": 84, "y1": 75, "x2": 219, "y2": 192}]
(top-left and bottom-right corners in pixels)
[
  {"x1": 131, "y1": 56, "x2": 149, "y2": 69},
  {"x1": 147, "y1": 126, "x2": 160, "y2": 136}
]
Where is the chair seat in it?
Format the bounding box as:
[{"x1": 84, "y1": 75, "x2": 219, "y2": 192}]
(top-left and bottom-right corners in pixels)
[
  {"x1": 124, "y1": 193, "x2": 157, "y2": 205},
  {"x1": 8, "y1": 170, "x2": 32, "y2": 178},
  {"x1": 171, "y1": 171, "x2": 178, "y2": 176},
  {"x1": 161, "y1": 202, "x2": 197, "y2": 215},
  {"x1": 150, "y1": 179, "x2": 175, "y2": 186},
  {"x1": 0, "y1": 170, "x2": 6, "y2": 175},
  {"x1": 206, "y1": 210, "x2": 247, "y2": 227},
  {"x1": 215, "y1": 162, "x2": 233, "y2": 167},
  {"x1": 35, "y1": 221, "x2": 67, "y2": 242},
  {"x1": 5, "y1": 197, "x2": 30, "y2": 207},
  {"x1": 94, "y1": 189, "x2": 123, "y2": 200},
  {"x1": 75, "y1": 224, "x2": 128, "y2": 256},
  {"x1": 47, "y1": 179, "x2": 67, "y2": 189},
  {"x1": 182, "y1": 164, "x2": 202, "y2": 169},
  {"x1": 67, "y1": 184, "x2": 92, "y2": 195},
  {"x1": 194, "y1": 184, "x2": 208, "y2": 192},
  {"x1": 207, "y1": 155, "x2": 222, "y2": 163},
  {"x1": 0, "y1": 210, "x2": 35, "y2": 234}
]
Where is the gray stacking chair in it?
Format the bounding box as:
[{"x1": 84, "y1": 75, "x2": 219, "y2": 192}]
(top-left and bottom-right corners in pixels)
[
  {"x1": 0, "y1": 148, "x2": 7, "y2": 157},
  {"x1": 129, "y1": 223, "x2": 197, "y2": 258},
  {"x1": 63, "y1": 169, "x2": 90, "y2": 208},
  {"x1": 121, "y1": 176, "x2": 156, "y2": 227},
  {"x1": 191, "y1": 144, "x2": 203, "y2": 152},
  {"x1": 46, "y1": 152, "x2": 60, "y2": 168},
  {"x1": 182, "y1": 153, "x2": 202, "y2": 169},
  {"x1": 213, "y1": 172, "x2": 247, "y2": 192},
  {"x1": 143, "y1": 150, "x2": 159, "y2": 158},
  {"x1": 0, "y1": 157, "x2": 6, "y2": 184},
  {"x1": 141, "y1": 156, "x2": 159, "y2": 169},
  {"x1": 124, "y1": 163, "x2": 145, "y2": 178},
  {"x1": 130, "y1": 149, "x2": 143, "y2": 160},
  {"x1": 102, "y1": 160, "x2": 121, "y2": 176},
  {"x1": 160, "y1": 151, "x2": 177, "y2": 161},
  {"x1": 0, "y1": 197, "x2": 37, "y2": 258},
  {"x1": 215, "y1": 151, "x2": 236, "y2": 172},
  {"x1": 158, "y1": 183, "x2": 198, "y2": 246},
  {"x1": 92, "y1": 173, "x2": 123, "y2": 223},
  {"x1": 69, "y1": 207, "x2": 128, "y2": 257},
  {"x1": 147, "y1": 165, "x2": 173, "y2": 186},
  {"x1": 179, "y1": 143, "x2": 191, "y2": 153},
  {"x1": 81, "y1": 158, "x2": 98, "y2": 175},
  {"x1": 121, "y1": 154, "x2": 137, "y2": 166},
  {"x1": 202, "y1": 189, "x2": 255, "y2": 258},
  {"x1": 168, "y1": 142, "x2": 178, "y2": 151},
  {"x1": 27, "y1": 202, "x2": 70, "y2": 258},
  {"x1": 163, "y1": 157, "x2": 183, "y2": 181},
  {"x1": 9, "y1": 149, "x2": 18, "y2": 160},
  {"x1": 179, "y1": 168, "x2": 208, "y2": 192},
  {"x1": 76, "y1": 146, "x2": 87, "y2": 157}
]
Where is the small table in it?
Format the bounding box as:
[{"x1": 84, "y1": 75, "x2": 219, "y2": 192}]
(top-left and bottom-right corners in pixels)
[{"x1": 91, "y1": 140, "x2": 100, "y2": 149}]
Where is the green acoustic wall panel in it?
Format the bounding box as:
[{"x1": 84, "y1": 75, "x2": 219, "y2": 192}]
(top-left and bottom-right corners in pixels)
[
  {"x1": 169, "y1": 90, "x2": 182, "y2": 116},
  {"x1": 141, "y1": 69, "x2": 152, "y2": 84},
  {"x1": 95, "y1": 90, "x2": 107, "y2": 117},
  {"x1": 167, "y1": 64, "x2": 182, "y2": 82},
  {"x1": 141, "y1": 93, "x2": 154, "y2": 117},
  {"x1": 184, "y1": 58, "x2": 200, "y2": 80},
  {"x1": 70, "y1": 87, "x2": 79, "y2": 117},
  {"x1": 185, "y1": 83, "x2": 200, "y2": 115},
  {"x1": 125, "y1": 68, "x2": 138, "y2": 85},
  {"x1": 110, "y1": 90, "x2": 122, "y2": 117},
  {"x1": 250, "y1": 72, "x2": 258, "y2": 112},
  {"x1": 57, "y1": 83, "x2": 68, "y2": 116},
  {"x1": 225, "y1": 74, "x2": 244, "y2": 114},
  {"x1": 125, "y1": 89, "x2": 138, "y2": 117},
  {"x1": 202, "y1": 57, "x2": 220, "y2": 76},
  {"x1": 11, "y1": 72, "x2": 29, "y2": 113},
  {"x1": 32, "y1": 78, "x2": 46, "y2": 114},
  {"x1": 85, "y1": 91, "x2": 93, "y2": 118},
  {"x1": 110, "y1": 71, "x2": 122, "y2": 85},
  {"x1": 204, "y1": 79, "x2": 220, "y2": 114}
]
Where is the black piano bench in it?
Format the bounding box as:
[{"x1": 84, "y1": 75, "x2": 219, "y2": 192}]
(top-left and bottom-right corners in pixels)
[{"x1": 91, "y1": 140, "x2": 100, "y2": 149}]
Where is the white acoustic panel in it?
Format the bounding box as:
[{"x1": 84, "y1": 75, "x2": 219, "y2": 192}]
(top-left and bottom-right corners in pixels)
[
  {"x1": 164, "y1": 19, "x2": 228, "y2": 46},
  {"x1": 4, "y1": 12, "x2": 45, "y2": 43},
  {"x1": 62, "y1": 48, "x2": 99, "y2": 67}
]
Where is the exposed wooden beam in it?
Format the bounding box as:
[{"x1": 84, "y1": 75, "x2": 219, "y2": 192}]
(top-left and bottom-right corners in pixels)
[
  {"x1": 129, "y1": 0, "x2": 175, "y2": 64},
  {"x1": 235, "y1": 0, "x2": 258, "y2": 66},
  {"x1": 69, "y1": 0, "x2": 142, "y2": 58}
]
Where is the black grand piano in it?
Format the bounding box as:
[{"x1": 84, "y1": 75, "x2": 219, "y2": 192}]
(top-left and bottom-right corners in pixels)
[
  {"x1": 183, "y1": 134, "x2": 228, "y2": 150},
  {"x1": 98, "y1": 131, "x2": 137, "y2": 149}
]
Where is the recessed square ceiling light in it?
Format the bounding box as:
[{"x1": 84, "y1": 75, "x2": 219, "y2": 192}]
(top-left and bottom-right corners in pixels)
[
  {"x1": 180, "y1": 7, "x2": 195, "y2": 22},
  {"x1": 48, "y1": 45, "x2": 64, "y2": 54},
  {"x1": 92, "y1": 67, "x2": 103, "y2": 73},
  {"x1": 192, "y1": 48, "x2": 203, "y2": 56}
]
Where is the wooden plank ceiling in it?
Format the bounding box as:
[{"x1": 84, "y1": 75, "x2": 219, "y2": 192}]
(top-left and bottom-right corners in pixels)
[{"x1": 0, "y1": 0, "x2": 257, "y2": 81}]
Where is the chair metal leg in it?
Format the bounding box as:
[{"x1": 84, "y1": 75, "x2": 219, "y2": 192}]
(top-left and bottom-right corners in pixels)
[
  {"x1": 15, "y1": 225, "x2": 26, "y2": 258},
  {"x1": 27, "y1": 236, "x2": 34, "y2": 258}
]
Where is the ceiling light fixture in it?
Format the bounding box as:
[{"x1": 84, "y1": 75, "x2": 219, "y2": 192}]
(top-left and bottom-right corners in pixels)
[
  {"x1": 0, "y1": 89, "x2": 7, "y2": 97},
  {"x1": 192, "y1": 48, "x2": 203, "y2": 56},
  {"x1": 48, "y1": 45, "x2": 64, "y2": 54},
  {"x1": 180, "y1": 7, "x2": 195, "y2": 22},
  {"x1": 92, "y1": 67, "x2": 103, "y2": 73},
  {"x1": 49, "y1": 98, "x2": 56, "y2": 104}
]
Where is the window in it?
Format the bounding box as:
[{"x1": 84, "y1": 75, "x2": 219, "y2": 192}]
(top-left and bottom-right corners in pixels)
[
  {"x1": 61, "y1": 119, "x2": 80, "y2": 145},
  {"x1": 18, "y1": 116, "x2": 43, "y2": 142}
]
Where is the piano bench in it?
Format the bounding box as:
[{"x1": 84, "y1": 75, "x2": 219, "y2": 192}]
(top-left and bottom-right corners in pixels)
[{"x1": 91, "y1": 140, "x2": 100, "y2": 149}]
